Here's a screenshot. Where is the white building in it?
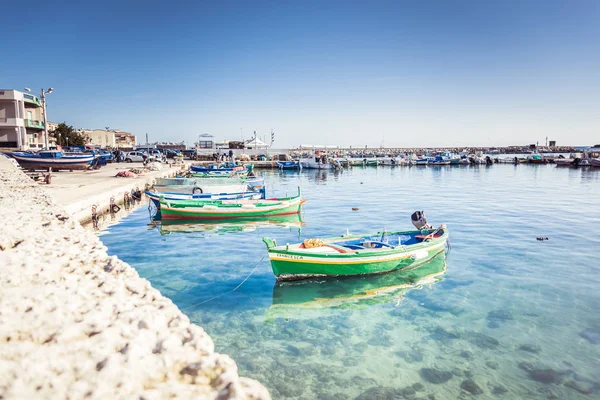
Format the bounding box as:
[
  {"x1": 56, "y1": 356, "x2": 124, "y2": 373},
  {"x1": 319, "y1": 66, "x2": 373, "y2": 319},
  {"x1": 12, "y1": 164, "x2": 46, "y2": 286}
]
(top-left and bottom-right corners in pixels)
[
  {"x1": 80, "y1": 129, "x2": 117, "y2": 148},
  {"x1": 0, "y1": 89, "x2": 46, "y2": 150}
]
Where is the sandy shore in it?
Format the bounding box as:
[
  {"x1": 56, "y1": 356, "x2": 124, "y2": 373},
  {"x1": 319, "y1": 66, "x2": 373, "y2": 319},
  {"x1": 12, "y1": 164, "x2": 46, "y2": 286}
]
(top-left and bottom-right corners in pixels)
[
  {"x1": 0, "y1": 156, "x2": 270, "y2": 399},
  {"x1": 42, "y1": 161, "x2": 186, "y2": 224}
]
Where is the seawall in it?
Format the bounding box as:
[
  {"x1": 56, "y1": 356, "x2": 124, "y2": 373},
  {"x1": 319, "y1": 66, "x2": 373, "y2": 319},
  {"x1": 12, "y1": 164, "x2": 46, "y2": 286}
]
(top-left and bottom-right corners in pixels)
[{"x1": 0, "y1": 157, "x2": 270, "y2": 399}]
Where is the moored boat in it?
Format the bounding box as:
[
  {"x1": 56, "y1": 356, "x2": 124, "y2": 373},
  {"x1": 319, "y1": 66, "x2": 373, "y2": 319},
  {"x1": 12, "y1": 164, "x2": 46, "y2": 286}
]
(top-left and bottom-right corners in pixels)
[
  {"x1": 590, "y1": 158, "x2": 600, "y2": 167},
  {"x1": 159, "y1": 187, "x2": 305, "y2": 220},
  {"x1": 300, "y1": 155, "x2": 331, "y2": 169},
  {"x1": 189, "y1": 162, "x2": 245, "y2": 173},
  {"x1": 554, "y1": 158, "x2": 575, "y2": 166},
  {"x1": 429, "y1": 155, "x2": 451, "y2": 165},
  {"x1": 145, "y1": 189, "x2": 264, "y2": 208},
  {"x1": 10, "y1": 150, "x2": 96, "y2": 171},
  {"x1": 277, "y1": 160, "x2": 302, "y2": 170},
  {"x1": 527, "y1": 154, "x2": 545, "y2": 164},
  {"x1": 153, "y1": 177, "x2": 264, "y2": 195},
  {"x1": 262, "y1": 212, "x2": 448, "y2": 281}
]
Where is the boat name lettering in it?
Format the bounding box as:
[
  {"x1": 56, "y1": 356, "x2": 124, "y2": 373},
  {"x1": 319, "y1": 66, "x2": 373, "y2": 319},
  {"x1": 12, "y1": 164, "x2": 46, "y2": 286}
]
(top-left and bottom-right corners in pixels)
[{"x1": 279, "y1": 254, "x2": 304, "y2": 260}]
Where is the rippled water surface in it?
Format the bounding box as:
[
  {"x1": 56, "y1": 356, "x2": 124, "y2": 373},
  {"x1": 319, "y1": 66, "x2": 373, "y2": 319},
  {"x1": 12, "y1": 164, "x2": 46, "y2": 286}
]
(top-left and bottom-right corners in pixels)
[{"x1": 100, "y1": 165, "x2": 600, "y2": 399}]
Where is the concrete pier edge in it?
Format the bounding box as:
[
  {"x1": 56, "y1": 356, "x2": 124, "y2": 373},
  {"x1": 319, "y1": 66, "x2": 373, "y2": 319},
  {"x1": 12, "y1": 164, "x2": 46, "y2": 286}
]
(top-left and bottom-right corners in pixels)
[{"x1": 0, "y1": 157, "x2": 270, "y2": 399}]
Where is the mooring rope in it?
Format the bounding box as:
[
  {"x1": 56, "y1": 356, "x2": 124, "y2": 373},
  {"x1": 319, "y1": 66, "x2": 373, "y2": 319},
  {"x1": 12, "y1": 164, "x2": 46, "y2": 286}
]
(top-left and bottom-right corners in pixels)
[{"x1": 180, "y1": 254, "x2": 266, "y2": 311}]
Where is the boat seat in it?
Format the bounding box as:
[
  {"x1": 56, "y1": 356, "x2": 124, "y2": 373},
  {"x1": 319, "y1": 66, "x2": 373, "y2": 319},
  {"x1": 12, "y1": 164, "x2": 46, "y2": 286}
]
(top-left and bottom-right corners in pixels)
[
  {"x1": 364, "y1": 241, "x2": 394, "y2": 249},
  {"x1": 415, "y1": 233, "x2": 443, "y2": 241}
]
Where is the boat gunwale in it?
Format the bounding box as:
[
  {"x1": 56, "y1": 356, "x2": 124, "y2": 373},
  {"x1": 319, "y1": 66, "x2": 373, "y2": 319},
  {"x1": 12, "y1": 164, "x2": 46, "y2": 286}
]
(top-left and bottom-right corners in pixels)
[{"x1": 266, "y1": 228, "x2": 448, "y2": 259}]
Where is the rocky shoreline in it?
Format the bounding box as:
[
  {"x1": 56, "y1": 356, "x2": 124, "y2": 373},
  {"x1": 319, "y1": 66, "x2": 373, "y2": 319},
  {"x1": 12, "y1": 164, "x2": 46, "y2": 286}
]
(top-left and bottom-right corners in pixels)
[{"x1": 0, "y1": 157, "x2": 270, "y2": 399}]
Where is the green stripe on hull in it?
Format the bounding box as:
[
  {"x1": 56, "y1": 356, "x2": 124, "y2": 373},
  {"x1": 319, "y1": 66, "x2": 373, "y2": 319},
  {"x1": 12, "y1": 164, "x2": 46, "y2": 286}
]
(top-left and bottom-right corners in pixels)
[
  {"x1": 160, "y1": 203, "x2": 302, "y2": 220},
  {"x1": 271, "y1": 246, "x2": 446, "y2": 280}
]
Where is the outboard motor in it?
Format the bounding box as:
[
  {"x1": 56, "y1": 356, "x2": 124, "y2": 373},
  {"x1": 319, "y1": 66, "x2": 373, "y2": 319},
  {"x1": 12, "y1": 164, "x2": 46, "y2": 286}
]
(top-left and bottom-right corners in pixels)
[{"x1": 411, "y1": 211, "x2": 433, "y2": 230}]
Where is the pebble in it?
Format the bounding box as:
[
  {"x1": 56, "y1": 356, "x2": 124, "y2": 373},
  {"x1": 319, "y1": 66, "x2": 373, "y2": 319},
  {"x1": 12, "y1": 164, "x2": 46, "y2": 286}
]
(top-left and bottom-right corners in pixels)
[
  {"x1": 420, "y1": 367, "x2": 453, "y2": 384},
  {"x1": 519, "y1": 343, "x2": 542, "y2": 353},
  {"x1": 460, "y1": 379, "x2": 483, "y2": 395}
]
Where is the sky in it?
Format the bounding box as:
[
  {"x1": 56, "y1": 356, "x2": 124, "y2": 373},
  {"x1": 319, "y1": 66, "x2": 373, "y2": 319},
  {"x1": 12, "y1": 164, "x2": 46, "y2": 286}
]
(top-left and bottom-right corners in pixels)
[{"x1": 2, "y1": 0, "x2": 599, "y2": 148}]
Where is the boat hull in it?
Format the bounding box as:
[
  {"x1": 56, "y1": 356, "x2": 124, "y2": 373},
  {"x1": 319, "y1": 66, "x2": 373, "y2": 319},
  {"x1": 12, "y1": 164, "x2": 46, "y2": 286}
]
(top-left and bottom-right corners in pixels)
[
  {"x1": 277, "y1": 161, "x2": 302, "y2": 170},
  {"x1": 264, "y1": 228, "x2": 449, "y2": 281},
  {"x1": 11, "y1": 152, "x2": 95, "y2": 171},
  {"x1": 159, "y1": 189, "x2": 304, "y2": 220},
  {"x1": 146, "y1": 190, "x2": 264, "y2": 208}
]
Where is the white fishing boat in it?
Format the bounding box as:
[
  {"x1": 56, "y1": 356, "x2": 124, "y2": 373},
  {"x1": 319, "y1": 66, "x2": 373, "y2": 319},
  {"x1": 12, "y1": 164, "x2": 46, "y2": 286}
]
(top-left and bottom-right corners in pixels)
[
  {"x1": 468, "y1": 154, "x2": 486, "y2": 164},
  {"x1": 300, "y1": 155, "x2": 331, "y2": 169},
  {"x1": 153, "y1": 177, "x2": 265, "y2": 195},
  {"x1": 554, "y1": 158, "x2": 575, "y2": 166}
]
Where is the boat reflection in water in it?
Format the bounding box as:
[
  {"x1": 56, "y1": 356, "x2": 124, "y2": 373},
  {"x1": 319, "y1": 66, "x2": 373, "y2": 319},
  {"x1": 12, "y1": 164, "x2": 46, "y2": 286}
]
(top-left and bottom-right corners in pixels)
[
  {"x1": 268, "y1": 252, "x2": 447, "y2": 318},
  {"x1": 151, "y1": 213, "x2": 304, "y2": 236}
]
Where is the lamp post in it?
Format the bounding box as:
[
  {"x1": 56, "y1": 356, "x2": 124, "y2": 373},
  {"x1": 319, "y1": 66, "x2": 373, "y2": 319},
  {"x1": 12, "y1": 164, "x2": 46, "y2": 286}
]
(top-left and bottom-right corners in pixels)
[{"x1": 24, "y1": 87, "x2": 53, "y2": 149}]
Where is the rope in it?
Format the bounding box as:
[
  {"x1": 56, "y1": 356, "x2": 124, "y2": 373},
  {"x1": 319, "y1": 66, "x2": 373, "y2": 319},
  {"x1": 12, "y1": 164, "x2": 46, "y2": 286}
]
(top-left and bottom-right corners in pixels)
[{"x1": 180, "y1": 254, "x2": 266, "y2": 311}]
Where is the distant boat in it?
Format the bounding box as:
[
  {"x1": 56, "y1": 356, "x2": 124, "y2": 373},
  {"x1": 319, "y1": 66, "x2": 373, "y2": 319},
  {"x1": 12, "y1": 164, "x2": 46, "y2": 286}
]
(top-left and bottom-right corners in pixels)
[
  {"x1": 527, "y1": 154, "x2": 545, "y2": 164},
  {"x1": 429, "y1": 156, "x2": 451, "y2": 166},
  {"x1": 277, "y1": 160, "x2": 302, "y2": 170},
  {"x1": 189, "y1": 162, "x2": 245, "y2": 173},
  {"x1": 10, "y1": 150, "x2": 96, "y2": 171},
  {"x1": 554, "y1": 158, "x2": 575, "y2": 166},
  {"x1": 159, "y1": 187, "x2": 305, "y2": 220},
  {"x1": 496, "y1": 157, "x2": 521, "y2": 164},
  {"x1": 364, "y1": 159, "x2": 380, "y2": 166},
  {"x1": 468, "y1": 154, "x2": 486, "y2": 164},
  {"x1": 300, "y1": 155, "x2": 331, "y2": 169}
]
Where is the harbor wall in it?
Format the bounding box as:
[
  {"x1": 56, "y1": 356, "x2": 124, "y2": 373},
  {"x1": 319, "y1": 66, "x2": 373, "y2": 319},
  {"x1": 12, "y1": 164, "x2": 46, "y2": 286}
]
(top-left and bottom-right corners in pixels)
[
  {"x1": 0, "y1": 157, "x2": 270, "y2": 399},
  {"x1": 66, "y1": 164, "x2": 185, "y2": 225}
]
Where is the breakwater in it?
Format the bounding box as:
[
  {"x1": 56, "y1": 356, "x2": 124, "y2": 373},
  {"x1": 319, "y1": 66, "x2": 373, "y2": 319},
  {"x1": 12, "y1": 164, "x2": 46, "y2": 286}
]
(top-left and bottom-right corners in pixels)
[{"x1": 0, "y1": 157, "x2": 270, "y2": 399}]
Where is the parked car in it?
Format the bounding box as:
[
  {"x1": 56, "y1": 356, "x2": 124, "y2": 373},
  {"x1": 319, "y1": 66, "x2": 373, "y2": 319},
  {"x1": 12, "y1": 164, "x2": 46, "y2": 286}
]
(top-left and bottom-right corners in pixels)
[
  {"x1": 163, "y1": 149, "x2": 181, "y2": 159},
  {"x1": 182, "y1": 149, "x2": 197, "y2": 159},
  {"x1": 125, "y1": 151, "x2": 154, "y2": 162},
  {"x1": 87, "y1": 149, "x2": 114, "y2": 162}
]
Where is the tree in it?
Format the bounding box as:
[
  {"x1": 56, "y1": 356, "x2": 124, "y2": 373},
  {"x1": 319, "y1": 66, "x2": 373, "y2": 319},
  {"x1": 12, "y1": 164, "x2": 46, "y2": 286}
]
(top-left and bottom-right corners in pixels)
[{"x1": 50, "y1": 122, "x2": 86, "y2": 146}]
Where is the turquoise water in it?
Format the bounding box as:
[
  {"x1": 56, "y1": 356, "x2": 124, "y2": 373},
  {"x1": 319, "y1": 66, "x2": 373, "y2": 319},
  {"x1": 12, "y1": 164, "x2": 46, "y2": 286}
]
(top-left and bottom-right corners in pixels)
[{"x1": 100, "y1": 166, "x2": 600, "y2": 399}]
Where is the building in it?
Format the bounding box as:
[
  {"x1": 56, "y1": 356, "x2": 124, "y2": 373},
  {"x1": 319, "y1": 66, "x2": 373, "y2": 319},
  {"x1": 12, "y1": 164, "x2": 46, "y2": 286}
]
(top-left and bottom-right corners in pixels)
[
  {"x1": 115, "y1": 131, "x2": 136, "y2": 148},
  {"x1": 47, "y1": 121, "x2": 59, "y2": 133},
  {"x1": 0, "y1": 89, "x2": 46, "y2": 150},
  {"x1": 80, "y1": 129, "x2": 117, "y2": 148},
  {"x1": 197, "y1": 133, "x2": 214, "y2": 149}
]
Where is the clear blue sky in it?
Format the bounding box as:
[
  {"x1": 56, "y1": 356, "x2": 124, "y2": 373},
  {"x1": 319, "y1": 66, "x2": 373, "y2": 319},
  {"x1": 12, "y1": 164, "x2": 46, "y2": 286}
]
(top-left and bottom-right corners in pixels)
[{"x1": 2, "y1": 0, "x2": 599, "y2": 147}]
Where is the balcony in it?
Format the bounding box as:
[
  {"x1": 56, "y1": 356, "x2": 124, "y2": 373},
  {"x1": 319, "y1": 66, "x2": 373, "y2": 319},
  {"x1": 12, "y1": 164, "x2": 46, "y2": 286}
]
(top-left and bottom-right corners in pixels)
[
  {"x1": 0, "y1": 117, "x2": 19, "y2": 126},
  {"x1": 24, "y1": 119, "x2": 44, "y2": 130},
  {"x1": 23, "y1": 93, "x2": 43, "y2": 107}
]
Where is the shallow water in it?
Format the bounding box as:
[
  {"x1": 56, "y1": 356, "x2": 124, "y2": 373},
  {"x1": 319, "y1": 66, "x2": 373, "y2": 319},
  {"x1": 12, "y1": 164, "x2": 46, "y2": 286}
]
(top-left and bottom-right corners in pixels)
[{"x1": 100, "y1": 165, "x2": 600, "y2": 399}]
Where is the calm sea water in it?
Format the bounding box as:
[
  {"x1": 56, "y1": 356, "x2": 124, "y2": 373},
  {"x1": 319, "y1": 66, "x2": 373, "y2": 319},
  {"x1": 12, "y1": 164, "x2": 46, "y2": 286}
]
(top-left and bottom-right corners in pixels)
[{"x1": 100, "y1": 165, "x2": 600, "y2": 399}]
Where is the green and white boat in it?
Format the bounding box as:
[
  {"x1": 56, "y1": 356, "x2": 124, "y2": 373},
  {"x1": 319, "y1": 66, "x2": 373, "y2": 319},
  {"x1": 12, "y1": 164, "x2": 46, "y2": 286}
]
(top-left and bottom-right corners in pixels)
[
  {"x1": 262, "y1": 213, "x2": 448, "y2": 281},
  {"x1": 159, "y1": 187, "x2": 305, "y2": 220}
]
